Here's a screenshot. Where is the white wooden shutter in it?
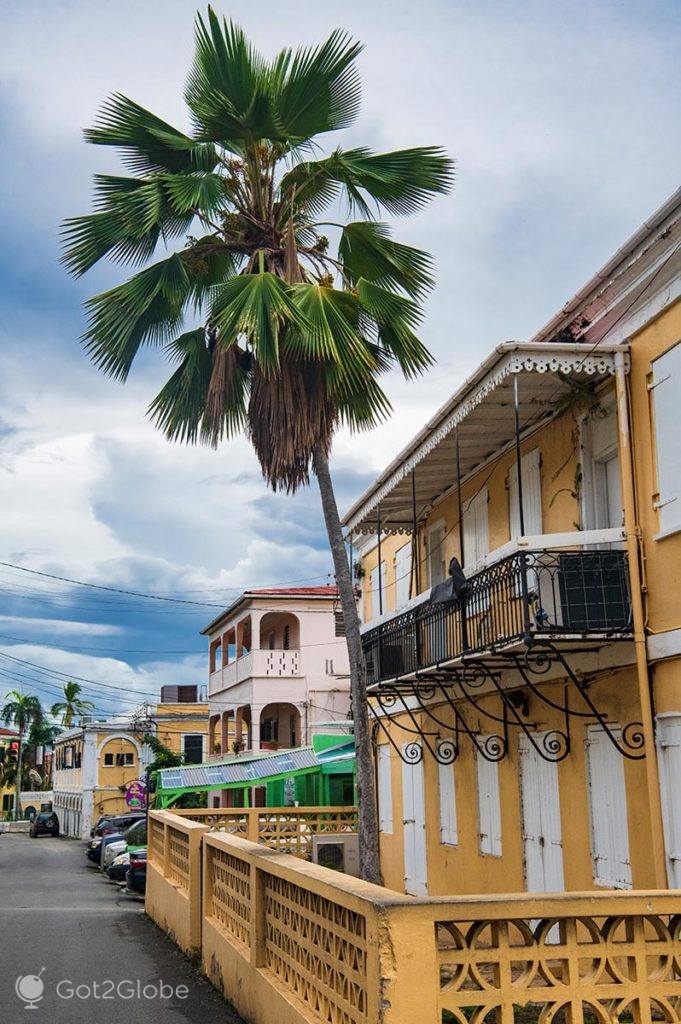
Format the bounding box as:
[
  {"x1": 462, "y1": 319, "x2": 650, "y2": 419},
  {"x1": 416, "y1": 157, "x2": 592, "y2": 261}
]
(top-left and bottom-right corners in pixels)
[
  {"x1": 509, "y1": 448, "x2": 542, "y2": 538},
  {"x1": 476, "y1": 746, "x2": 502, "y2": 857},
  {"x1": 519, "y1": 735, "x2": 564, "y2": 892},
  {"x1": 585, "y1": 725, "x2": 632, "y2": 888},
  {"x1": 369, "y1": 561, "x2": 386, "y2": 619},
  {"x1": 651, "y1": 343, "x2": 681, "y2": 534},
  {"x1": 463, "y1": 489, "x2": 489, "y2": 569},
  {"x1": 394, "y1": 542, "x2": 412, "y2": 607},
  {"x1": 438, "y1": 750, "x2": 458, "y2": 846},
  {"x1": 657, "y1": 714, "x2": 681, "y2": 887},
  {"x1": 426, "y1": 521, "x2": 446, "y2": 586},
  {"x1": 377, "y1": 745, "x2": 393, "y2": 834},
  {"x1": 402, "y1": 753, "x2": 428, "y2": 895}
]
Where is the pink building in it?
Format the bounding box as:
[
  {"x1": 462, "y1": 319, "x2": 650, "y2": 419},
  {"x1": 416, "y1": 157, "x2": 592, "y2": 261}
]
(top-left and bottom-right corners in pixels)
[{"x1": 203, "y1": 587, "x2": 351, "y2": 760}]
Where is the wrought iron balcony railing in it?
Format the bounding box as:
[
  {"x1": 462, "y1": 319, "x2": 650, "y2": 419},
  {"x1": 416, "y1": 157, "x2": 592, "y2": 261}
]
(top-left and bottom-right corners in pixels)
[{"x1": 362, "y1": 548, "x2": 632, "y2": 686}]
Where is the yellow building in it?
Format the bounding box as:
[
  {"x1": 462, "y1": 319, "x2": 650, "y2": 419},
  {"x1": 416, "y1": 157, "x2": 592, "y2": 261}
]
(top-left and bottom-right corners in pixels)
[
  {"x1": 52, "y1": 686, "x2": 208, "y2": 838},
  {"x1": 344, "y1": 188, "x2": 681, "y2": 898},
  {"x1": 0, "y1": 727, "x2": 19, "y2": 817}
]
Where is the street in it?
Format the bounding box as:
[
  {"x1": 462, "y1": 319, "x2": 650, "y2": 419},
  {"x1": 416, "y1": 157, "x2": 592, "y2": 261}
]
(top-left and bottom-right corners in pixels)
[{"x1": 0, "y1": 833, "x2": 243, "y2": 1023}]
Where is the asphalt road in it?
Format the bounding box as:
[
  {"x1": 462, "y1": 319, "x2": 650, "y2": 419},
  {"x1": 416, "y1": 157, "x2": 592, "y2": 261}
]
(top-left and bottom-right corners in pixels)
[{"x1": 0, "y1": 832, "x2": 243, "y2": 1023}]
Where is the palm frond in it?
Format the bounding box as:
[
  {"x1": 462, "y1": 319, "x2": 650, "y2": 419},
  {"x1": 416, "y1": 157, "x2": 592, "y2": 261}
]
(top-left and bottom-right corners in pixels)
[
  {"x1": 281, "y1": 146, "x2": 453, "y2": 218},
  {"x1": 148, "y1": 328, "x2": 213, "y2": 443},
  {"x1": 84, "y1": 93, "x2": 217, "y2": 174},
  {"x1": 356, "y1": 279, "x2": 434, "y2": 378},
  {"x1": 61, "y1": 176, "x2": 193, "y2": 276},
  {"x1": 211, "y1": 272, "x2": 309, "y2": 374},
  {"x1": 186, "y1": 9, "x2": 275, "y2": 144},
  {"x1": 270, "y1": 29, "x2": 363, "y2": 141},
  {"x1": 84, "y1": 254, "x2": 190, "y2": 380},
  {"x1": 339, "y1": 221, "x2": 434, "y2": 297}
]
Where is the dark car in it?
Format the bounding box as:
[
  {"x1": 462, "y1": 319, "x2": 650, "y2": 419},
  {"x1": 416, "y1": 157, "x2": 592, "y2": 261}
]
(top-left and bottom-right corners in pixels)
[
  {"x1": 30, "y1": 811, "x2": 60, "y2": 838},
  {"x1": 125, "y1": 848, "x2": 147, "y2": 895}
]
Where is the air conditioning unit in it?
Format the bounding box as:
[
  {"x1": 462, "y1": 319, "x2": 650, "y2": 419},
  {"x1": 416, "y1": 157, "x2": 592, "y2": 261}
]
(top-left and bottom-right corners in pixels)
[{"x1": 311, "y1": 834, "x2": 360, "y2": 878}]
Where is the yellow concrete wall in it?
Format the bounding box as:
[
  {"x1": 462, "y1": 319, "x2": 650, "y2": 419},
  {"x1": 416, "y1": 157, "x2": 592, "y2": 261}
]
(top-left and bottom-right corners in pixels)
[
  {"x1": 377, "y1": 663, "x2": 654, "y2": 896},
  {"x1": 146, "y1": 812, "x2": 207, "y2": 954},
  {"x1": 153, "y1": 704, "x2": 209, "y2": 756}
]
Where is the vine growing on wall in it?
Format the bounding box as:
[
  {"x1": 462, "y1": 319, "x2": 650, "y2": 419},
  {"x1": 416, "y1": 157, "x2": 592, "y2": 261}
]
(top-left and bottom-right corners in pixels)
[{"x1": 546, "y1": 374, "x2": 607, "y2": 527}]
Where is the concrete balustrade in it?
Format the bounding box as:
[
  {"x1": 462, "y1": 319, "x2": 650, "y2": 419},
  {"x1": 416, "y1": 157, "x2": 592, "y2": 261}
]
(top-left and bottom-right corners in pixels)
[{"x1": 147, "y1": 810, "x2": 681, "y2": 1023}]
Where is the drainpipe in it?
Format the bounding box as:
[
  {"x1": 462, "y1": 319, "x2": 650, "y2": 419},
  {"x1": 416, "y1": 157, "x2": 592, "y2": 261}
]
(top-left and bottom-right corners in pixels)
[{"x1": 614, "y1": 349, "x2": 667, "y2": 887}]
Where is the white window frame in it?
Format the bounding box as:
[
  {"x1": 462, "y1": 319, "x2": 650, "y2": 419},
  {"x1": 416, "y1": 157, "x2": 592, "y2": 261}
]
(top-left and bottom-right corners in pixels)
[
  {"x1": 369, "y1": 561, "x2": 386, "y2": 619},
  {"x1": 394, "y1": 541, "x2": 413, "y2": 608},
  {"x1": 462, "y1": 489, "x2": 489, "y2": 570},
  {"x1": 657, "y1": 713, "x2": 681, "y2": 887},
  {"x1": 650, "y1": 341, "x2": 681, "y2": 539},
  {"x1": 438, "y1": 748, "x2": 458, "y2": 846},
  {"x1": 425, "y1": 518, "x2": 446, "y2": 587},
  {"x1": 376, "y1": 744, "x2": 393, "y2": 834},
  {"x1": 476, "y1": 745, "x2": 502, "y2": 857},
  {"x1": 585, "y1": 724, "x2": 632, "y2": 889},
  {"x1": 509, "y1": 448, "x2": 543, "y2": 539}
]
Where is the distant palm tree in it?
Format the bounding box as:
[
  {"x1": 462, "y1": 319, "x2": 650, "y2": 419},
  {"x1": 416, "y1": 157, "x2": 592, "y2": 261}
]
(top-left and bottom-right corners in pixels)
[
  {"x1": 50, "y1": 682, "x2": 95, "y2": 728},
  {"x1": 62, "y1": 8, "x2": 451, "y2": 882},
  {"x1": 1, "y1": 691, "x2": 43, "y2": 814}
]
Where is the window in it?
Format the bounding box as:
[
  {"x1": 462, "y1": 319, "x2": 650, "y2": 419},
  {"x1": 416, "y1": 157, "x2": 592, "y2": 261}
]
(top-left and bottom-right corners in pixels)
[
  {"x1": 283, "y1": 624, "x2": 291, "y2": 650},
  {"x1": 657, "y1": 714, "x2": 681, "y2": 887},
  {"x1": 376, "y1": 745, "x2": 393, "y2": 834},
  {"x1": 585, "y1": 725, "x2": 632, "y2": 888},
  {"x1": 462, "y1": 489, "x2": 489, "y2": 569},
  {"x1": 476, "y1": 746, "x2": 502, "y2": 856},
  {"x1": 183, "y1": 734, "x2": 204, "y2": 765},
  {"x1": 104, "y1": 751, "x2": 135, "y2": 767},
  {"x1": 2, "y1": 794, "x2": 14, "y2": 812},
  {"x1": 509, "y1": 449, "x2": 542, "y2": 538},
  {"x1": 103, "y1": 753, "x2": 114, "y2": 766},
  {"x1": 426, "y1": 520, "x2": 446, "y2": 587},
  {"x1": 394, "y1": 541, "x2": 413, "y2": 606},
  {"x1": 581, "y1": 400, "x2": 622, "y2": 535},
  {"x1": 369, "y1": 561, "x2": 386, "y2": 619},
  {"x1": 651, "y1": 342, "x2": 681, "y2": 536},
  {"x1": 334, "y1": 610, "x2": 346, "y2": 637},
  {"x1": 261, "y1": 718, "x2": 278, "y2": 743},
  {"x1": 438, "y1": 753, "x2": 458, "y2": 846}
]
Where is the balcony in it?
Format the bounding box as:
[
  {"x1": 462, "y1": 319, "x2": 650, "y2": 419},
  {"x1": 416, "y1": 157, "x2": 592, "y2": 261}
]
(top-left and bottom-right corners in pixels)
[
  {"x1": 362, "y1": 537, "x2": 632, "y2": 687},
  {"x1": 209, "y1": 648, "x2": 301, "y2": 695}
]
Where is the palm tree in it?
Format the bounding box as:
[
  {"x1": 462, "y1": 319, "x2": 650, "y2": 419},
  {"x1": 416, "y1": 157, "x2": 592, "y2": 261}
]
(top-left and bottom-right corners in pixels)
[
  {"x1": 62, "y1": 9, "x2": 451, "y2": 882},
  {"x1": 1, "y1": 691, "x2": 43, "y2": 815},
  {"x1": 50, "y1": 682, "x2": 95, "y2": 728}
]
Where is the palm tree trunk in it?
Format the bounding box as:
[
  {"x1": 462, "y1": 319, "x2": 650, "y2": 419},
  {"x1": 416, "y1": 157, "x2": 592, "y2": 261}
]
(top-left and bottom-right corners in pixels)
[
  {"x1": 14, "y1": 730, "x2": 23, "y2": 820},
  {"x1": 312, "y1": 443, "x2": 382, "y2": 885}
]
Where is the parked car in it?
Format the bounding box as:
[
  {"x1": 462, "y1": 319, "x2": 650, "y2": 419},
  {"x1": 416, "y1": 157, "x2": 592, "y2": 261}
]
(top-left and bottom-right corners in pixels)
[
  {"x1": 99, "y1": 831, "x2": 126, "y2": 869},
  {"x1": 87, "y1": 811, "x2": 145, "y2": 861},
  {"x1": 106, "y1": 851, "x2": 130, "y2": 883},
  {"x1": 90, "y1": 814, "x2": 111, "y2": 838},
  {"x1": 125, "y1": 848, "x2": 147, "y2": 895},
  {"x1": 29, "y1": 811, "x2": 60, "y2": 838}
]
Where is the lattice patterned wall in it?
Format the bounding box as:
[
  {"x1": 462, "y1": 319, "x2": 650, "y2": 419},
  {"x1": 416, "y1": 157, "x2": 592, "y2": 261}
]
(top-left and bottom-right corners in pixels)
[
  {"x1": 147, "y1": 817, "x2": 165, "y2": 866},
  {"x1": 166, "y1": 826, "x2": 190, "y2": 890},
  {"x1": 256, "y1": 810, "x2": 359, "y2": 858},
  {"x1": 208, "y1": 846, "x2": 252, "y2": 950},
  {"x1": 438, "y1": 912, "x2": 681, "y2": 1023},
  {"x1": 262, "y1": 872, "x2": 368, "y2": 1024}
]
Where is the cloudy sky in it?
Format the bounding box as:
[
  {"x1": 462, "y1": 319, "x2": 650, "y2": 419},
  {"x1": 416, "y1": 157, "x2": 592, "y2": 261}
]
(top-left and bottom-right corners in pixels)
[{"x1": 0, "y1": 0, "x2": 679, "y2": 718}]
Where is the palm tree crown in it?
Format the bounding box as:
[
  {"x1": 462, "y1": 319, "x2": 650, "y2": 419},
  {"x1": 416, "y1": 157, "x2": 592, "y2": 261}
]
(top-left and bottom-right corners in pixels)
[
  {"x1": 50, "y1": 681, "x2": 95, "y2": 728},
  {"x1": 62, "y1": 7, "x2": 451, "y2": 490}
]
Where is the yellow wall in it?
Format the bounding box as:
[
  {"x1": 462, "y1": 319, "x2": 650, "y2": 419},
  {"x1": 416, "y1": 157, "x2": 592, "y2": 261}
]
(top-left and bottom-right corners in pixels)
[
  {"x1": 153, "y1": 703, "x2": 209, "y2": 757},
  {"x1": 377, "y1": 663, "x2": 654, "y2": 896}
]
